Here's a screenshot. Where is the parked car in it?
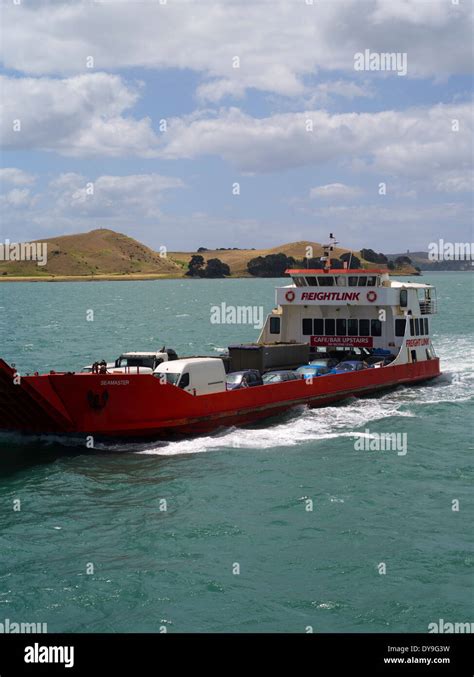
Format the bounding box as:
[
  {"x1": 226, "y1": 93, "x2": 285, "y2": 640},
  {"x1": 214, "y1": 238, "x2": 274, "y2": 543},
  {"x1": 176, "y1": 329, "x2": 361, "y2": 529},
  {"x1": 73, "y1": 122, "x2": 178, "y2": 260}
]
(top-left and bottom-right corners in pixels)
[
  {"x1": 332, "y1": 360, "x2": 370, "y2": 374},
  {"x1": 308, "y1": 357, "x2": 340, "y2": 369},
  {"x1": 295, "y1": 364, "x2": 334, "y2": 379},
  {"x1": 262, "y1": 370, "x2": 302, "y2": 384},
  {"x1": 226, "y1": 370, "x2": 263, "y2": 390},
  {"x1": 366, "y1": 355, "x2": 395, "y2": 367}
]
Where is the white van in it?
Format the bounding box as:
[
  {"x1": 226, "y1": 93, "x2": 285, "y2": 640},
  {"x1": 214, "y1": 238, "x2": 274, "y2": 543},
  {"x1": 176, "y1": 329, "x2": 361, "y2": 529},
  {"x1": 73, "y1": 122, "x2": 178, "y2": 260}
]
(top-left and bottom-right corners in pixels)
[{"x1": 154, "y1": 358, "x2": 226, "y2": 395}]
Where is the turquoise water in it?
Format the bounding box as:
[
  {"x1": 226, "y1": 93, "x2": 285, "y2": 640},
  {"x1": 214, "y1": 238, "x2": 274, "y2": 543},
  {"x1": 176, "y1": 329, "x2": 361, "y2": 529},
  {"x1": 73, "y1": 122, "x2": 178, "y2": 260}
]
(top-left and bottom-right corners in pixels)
[{"x1": 0, "y1": 273, "x2": 472, "y2": 632}]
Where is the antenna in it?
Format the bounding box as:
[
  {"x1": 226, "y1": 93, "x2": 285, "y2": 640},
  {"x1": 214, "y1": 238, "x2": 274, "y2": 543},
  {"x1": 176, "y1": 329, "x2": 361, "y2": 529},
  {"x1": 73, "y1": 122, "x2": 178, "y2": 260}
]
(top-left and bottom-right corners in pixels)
[{"x1": 321, "y1": 233, "x2": 339, "y2": 271}]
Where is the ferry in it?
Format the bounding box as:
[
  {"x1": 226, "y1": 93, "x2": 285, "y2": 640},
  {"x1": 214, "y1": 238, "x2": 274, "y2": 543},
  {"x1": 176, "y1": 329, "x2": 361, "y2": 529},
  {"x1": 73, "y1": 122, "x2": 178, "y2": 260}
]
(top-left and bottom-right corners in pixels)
[{"x1": 0, "y1": 237, "x2": 440, "y2": 439}]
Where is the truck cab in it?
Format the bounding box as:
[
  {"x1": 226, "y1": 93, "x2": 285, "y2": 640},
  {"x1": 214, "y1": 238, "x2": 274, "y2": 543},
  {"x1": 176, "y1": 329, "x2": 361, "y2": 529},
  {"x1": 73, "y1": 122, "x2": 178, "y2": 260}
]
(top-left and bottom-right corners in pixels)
[
  {"x1": 82, "y1": 348, "x2": 178, "y2": 375},
  {"x1": 114, "y1": 349, "x2": 178, "y2": 373}
]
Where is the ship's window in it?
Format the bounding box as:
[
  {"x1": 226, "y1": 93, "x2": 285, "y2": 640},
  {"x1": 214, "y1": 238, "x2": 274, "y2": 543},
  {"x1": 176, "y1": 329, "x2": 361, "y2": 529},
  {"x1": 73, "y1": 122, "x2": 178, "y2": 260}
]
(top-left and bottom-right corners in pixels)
[
  {"x1": 302, "y1": 318, "x2": 313, "y2": 335},
  {"x1": 411, "y1": 350, "x2": 417, "y2": 363},
  {"x1": 178, "y1": 372, "x2": 190, "y2": 389},
  {"x1": 269, "y1": 317, "x2": 281, "y2": 334},
  {"x1": 395, "y1": 319, "x2": 406, "y2": 337},
  {"x1": 419, "y1": 319, "x2": 424, "y2": 335},
  {"x1": 367, "y1": 276, "x2": 377, "y2": 287},
  {"x1": 400, "y1": 289, "x2": 408, "y2": 307},
  {"x1": 358, "y1": 276, "x2": 368, "y2": 287},
  {"x1": 318, "y1": 276, "x2": 334, "y2": 286},
  {"x1": 336, "y1": 319, "x2": 347, "y2": 336},
  {"x1": 314, "y1": 318, "x2": 324, "y2": 335},
  {"x1": 359, "y1": 319, "x2": 370, "y2": 336},
  {"x1": 414, "y1": 318, "x2": 420, "y2": 336},
  {"x1": 410, "y1": 318, "x2": 415, "y2": 336},
  {"x1": 426, "y1": 349, "x2": 431, "y2": 360},
  {"x1": 348, "y1": 319, "x2": 358, "y2": 336},
  {"x1": 371, "y1": 319, "x2": 382, "y2": 337},
  {"x1": 325, "y1": 318, "x2": 335, "y2": 335},
  {"x1": 424, "y1": 318, "x2": 429, "y2": 334},
  {"x1": 348, "y1": 276, "x2": 358, "y2": 286},
  {"x1": 306, "y1": 276, "x2": 317, "y2": 286},
  {"x1": 293, "y1": 277, "x2": 306, "y2": 287},
  {"x1": 124, "y1": 357, "x2": 154, "y2": 369},
  {"x1": 336, "y1": 276, "x2": 347, "y2": 286}
]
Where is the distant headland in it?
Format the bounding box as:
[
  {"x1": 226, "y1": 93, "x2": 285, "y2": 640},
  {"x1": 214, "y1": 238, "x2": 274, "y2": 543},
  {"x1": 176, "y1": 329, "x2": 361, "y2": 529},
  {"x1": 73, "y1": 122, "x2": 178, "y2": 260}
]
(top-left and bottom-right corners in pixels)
[{"x1": 0, "y1": 228, "x2": 458, "y2": 282}]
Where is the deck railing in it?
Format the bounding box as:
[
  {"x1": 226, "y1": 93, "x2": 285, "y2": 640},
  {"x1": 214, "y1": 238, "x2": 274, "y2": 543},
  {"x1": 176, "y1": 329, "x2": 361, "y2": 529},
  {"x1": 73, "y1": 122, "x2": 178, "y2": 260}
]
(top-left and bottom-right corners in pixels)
[{"x1": 419, "y1": 299, "x2": 437, "y2": 314}]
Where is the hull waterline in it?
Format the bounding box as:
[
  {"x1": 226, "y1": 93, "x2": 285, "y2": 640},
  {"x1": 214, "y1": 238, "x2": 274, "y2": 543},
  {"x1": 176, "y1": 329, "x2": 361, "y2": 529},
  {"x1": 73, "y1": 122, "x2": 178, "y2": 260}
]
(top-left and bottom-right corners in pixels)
[{"x1": 0, "y1": 358, "x2": 441, "y2": 439}]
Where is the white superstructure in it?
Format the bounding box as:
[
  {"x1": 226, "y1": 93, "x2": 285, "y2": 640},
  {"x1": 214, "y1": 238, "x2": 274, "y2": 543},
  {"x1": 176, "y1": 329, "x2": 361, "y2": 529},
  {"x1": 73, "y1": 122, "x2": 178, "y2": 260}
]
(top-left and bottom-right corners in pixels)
[{"x1": 258, "y1": 267, "x2": 438, "y2": 366}]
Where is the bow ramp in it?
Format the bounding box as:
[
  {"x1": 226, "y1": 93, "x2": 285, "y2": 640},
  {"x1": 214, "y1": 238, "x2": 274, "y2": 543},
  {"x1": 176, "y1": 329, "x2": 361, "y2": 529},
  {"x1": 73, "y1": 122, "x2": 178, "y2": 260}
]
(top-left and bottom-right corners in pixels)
[{"x1": 0, "y1": 360, "x2": 73, "y2": 434}]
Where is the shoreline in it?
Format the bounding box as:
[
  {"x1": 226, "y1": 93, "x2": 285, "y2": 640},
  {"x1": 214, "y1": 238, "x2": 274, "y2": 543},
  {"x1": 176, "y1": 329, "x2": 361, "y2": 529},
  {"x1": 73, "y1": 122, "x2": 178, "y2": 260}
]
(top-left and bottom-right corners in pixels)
[
  {"x1": 0, "y1": 273, "x2": 186, "y2": 283},
  {"x1": 0, "y1": 271, "x2": 429, "y2": 283}
]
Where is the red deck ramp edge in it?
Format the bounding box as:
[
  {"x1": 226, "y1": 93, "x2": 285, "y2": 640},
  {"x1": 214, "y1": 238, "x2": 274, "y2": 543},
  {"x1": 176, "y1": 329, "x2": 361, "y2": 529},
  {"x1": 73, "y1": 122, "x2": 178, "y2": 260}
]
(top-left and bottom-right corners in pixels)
[{"x1": 0, "y1": 359, "x2": 73, "y2": 433}]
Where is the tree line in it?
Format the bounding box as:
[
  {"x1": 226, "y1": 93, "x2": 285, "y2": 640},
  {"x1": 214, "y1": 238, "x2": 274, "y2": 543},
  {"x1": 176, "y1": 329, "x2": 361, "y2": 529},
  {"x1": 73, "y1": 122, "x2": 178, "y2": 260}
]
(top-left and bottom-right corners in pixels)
[{"x1": 185, "y1": 250, "x2": 414, "y2": 278}]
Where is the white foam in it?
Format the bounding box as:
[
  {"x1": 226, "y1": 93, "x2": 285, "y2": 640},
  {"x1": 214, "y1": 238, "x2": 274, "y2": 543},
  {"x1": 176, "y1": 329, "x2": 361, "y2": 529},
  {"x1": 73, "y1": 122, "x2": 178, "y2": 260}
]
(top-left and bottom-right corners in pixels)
[
  {"x1": 137, "y1": 337, "x2": 473, "y2": 457},
  {"x1": 137, "y1": 397, "x2": 415, "y2": 457}
]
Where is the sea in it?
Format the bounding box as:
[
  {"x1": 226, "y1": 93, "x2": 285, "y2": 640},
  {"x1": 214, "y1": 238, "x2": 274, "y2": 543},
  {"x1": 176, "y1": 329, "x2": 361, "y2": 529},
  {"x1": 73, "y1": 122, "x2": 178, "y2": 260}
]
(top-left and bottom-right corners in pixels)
[{"x1": 0, "y1": 272, "x2": 472, "y2": 632}]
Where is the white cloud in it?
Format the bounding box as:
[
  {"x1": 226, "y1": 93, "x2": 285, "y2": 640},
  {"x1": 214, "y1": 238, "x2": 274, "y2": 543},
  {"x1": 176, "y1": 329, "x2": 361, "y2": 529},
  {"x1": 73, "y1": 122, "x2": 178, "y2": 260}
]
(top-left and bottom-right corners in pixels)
[
  {"x1": 303, "y1": 80, "x2": 374, "y2": 107},
  {"x1": 310, "y1": 183, "x2": 362, "y2": 199},
  {"x1": 0, "y1": 171, "x2": 186, "y2": 242},
  {"x1": 435, "y1": 171, "x2": 474, "y2": 194},
  {"x1": 49, "y1": 173, "x2": 185, "y2": 218},
  {"x1": 0, "y1": 73, "x2": 161, "y2": 157},
  {"x1": 160, "y1": 103, "x2": 472, "y2": 182},
  {"x1": 0, "y1": 168, "x2": 36, "y2": 185},
  {"x1": 1, "y1": 70, "x2": 470, "y2": 195},
  {"x1": 1, "y1": 0, "x2": 471, "y2": 99},
  {"x1": 305, "y1": 202, "x2": 473, "y2": 251},
  {"x1": 0, "y1": 188, "x2": 37, "y2": 210},
  {"x1": 196, "y1": 79, "x2": 247, "y2": 104}
]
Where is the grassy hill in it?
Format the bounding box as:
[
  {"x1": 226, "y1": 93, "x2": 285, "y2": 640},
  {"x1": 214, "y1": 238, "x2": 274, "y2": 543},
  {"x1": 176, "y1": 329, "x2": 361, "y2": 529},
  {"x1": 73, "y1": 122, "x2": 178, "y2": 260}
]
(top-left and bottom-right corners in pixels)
[
  {"x1": 0, "y1": 229, "x2": 420, "y2": 280},
  {"x1": 171, "y1": 241, "x2": 419, "y2": 276},
  {"x1": 0, "y1": 229, "x2": 183, "y2": 279},
  {"x1": 171, "y1": 240, "x2": 351, "y2": 276}
]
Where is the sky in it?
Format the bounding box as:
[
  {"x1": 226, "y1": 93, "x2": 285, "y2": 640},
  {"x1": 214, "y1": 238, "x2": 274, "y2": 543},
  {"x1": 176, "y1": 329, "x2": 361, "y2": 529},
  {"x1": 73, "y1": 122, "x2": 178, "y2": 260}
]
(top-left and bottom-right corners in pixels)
[{"x1": 0, "y1": 0, "x2": 472, "y2": 253}]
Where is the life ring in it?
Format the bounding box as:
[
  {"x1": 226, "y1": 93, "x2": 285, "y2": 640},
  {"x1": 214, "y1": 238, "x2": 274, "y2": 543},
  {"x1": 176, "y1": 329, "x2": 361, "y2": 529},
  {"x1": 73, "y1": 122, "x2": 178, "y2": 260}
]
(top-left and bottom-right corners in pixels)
[
  {"x1": 285, "y1": 290, "x2": 296, "y2": 302},
  {"x1": 367, "y1": 291, "x2": 377, "y2": 303}
]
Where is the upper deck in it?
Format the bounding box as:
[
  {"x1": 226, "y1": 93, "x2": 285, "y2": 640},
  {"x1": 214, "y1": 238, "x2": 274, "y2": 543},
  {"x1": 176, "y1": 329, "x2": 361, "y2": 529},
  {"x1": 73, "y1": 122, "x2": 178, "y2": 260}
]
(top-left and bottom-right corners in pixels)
[
  {"x1": 286, "y1": 268, "x2": 386, "y2": 286},
  {"x1": 276, "y1": 268, "x2": 437, "y2": 313}
]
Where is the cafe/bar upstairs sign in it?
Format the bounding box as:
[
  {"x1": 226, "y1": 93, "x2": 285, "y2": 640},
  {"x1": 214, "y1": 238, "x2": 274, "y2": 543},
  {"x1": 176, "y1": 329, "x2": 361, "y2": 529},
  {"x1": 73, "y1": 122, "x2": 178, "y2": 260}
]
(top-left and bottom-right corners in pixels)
[{"x1": 310, "y1": 336, "x2": 373, "y2": 347}]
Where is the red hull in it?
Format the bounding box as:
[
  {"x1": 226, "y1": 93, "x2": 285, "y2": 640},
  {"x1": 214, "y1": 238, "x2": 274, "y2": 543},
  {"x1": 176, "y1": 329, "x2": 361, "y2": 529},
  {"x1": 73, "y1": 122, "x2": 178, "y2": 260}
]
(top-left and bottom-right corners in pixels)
[{"x1": 0, "y1": 358, "x2": 440, "y2": 439}]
